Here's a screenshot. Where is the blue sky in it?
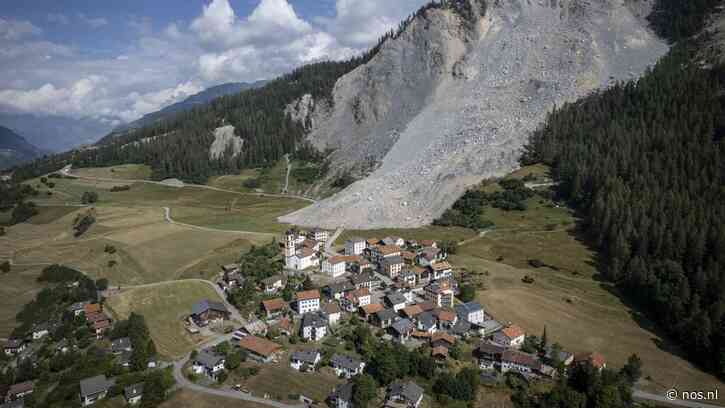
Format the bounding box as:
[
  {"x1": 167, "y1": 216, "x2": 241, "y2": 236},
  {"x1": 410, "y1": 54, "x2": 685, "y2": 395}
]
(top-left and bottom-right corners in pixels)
[{"x1": 0, "y1": 0, "x2": 428, "y2": 125}]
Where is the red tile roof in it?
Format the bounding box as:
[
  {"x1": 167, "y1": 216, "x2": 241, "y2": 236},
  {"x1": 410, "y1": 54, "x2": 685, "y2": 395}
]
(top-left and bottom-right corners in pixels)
[
  {"x1": 401, "y1": 305, "x2": 423, "y2": 318},
  {"x1": 296, "y1": 290, "x2": 320, "y2": 301},
  {"x1": 361, "y1": 303, "x2": 384, "y2": 315},
  {"x1": 262, "y1": 298, "x2": 287, "y2": 312},
  {"x1": 575, "y1": 352, "x2": 606, "y2": 369},
  {"x1": 84, "y1": 303, "x2": 101, "y2": 315},
  {"x1": 431, "y1": 332, "x2": 456, "y2": 345},
  {"x1": 502, "y1": 325, "x2": 525, "y2": 339},
  {"x1": 238, "y1": 336, "x2": 281, "y2": 357},
  {"x1": 378, "y1": 245, "x2": 401, "y2": 256}
]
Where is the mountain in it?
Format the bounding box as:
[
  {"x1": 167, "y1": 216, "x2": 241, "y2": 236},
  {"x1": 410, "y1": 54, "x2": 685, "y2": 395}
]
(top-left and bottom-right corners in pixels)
[
  {"x1": 280, "y1": 0, "x2": 668, "y2": 228},
  {"x1": 0, "y1": 112, "x2": 112, "y2": 153},
  {"x1": 101, "y1": 81, "x2": 268, "y2": 141},
  {"x1": 0, "y1": 126, "x2": 44, "y2": 170}
]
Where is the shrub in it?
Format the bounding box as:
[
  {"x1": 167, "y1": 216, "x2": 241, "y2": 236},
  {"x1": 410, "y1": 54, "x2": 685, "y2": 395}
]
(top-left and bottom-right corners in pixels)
[
  {"x1": 110, "y1": 185, "x2": 131, "y2": 192},
  {"x1": 0, "y1": 261, "x2": 10, "y2": 273},
  {"x1": 528, "y1": 259, "x2": 545, "y2": 268},
  {"x1": 522, "y1": 276, "x2": 535, "y2": 284},
  {"x1": 81, "y1": 191, "x2": 98, "y2": 204},
  {"x1": 104, "y1": 245, "x2": 116, "y2": 254},
  {"x1": 243, "y1": 178, "x2": 261, "y2": 189}
]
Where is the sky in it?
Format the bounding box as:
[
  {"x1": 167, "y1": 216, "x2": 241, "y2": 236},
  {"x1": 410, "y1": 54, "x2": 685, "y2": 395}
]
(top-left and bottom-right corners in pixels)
[{"x1": 0, "y1": 0, "x2": 429, "y2": 126}]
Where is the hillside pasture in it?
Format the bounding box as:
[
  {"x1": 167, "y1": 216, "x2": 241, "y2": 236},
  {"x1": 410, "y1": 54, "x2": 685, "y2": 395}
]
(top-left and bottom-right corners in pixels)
[{"x1": 105, "y1": 280, "x2": 223, "y2": 359}]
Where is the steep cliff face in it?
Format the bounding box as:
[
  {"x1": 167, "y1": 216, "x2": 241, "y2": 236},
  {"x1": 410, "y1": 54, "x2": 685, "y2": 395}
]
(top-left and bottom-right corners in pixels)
[{"x1": 281, "y1": 0, "x2": 669, "y2": 229}]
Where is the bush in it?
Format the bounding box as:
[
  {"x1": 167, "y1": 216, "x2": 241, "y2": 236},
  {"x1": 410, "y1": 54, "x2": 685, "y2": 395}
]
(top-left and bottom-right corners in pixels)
[
  {"x1": 0, "y1": 227, "x2": 4, "y2": 236},
  {"x1": 11, "y1": 201, "x2": 38, "y2": 224},
  {"x1": 104, "y1": 245, "x2": 116, "y2": 254},
  {"x1": 243, "y1": 178, "x2": 261, "y2": 189},
  {"x1": 81, "y1": 191, "x2": 98, "y2": 204},
  {"x1": 0, "y1": 261, "x2": 10, "y2": 273},
  {"x1": 522, "y1": 276, "x2": 535, "y2": 284},
  {"x1": 47, "y1": 182, "x2": 55, "y2": 188},
  {"x1": 95, "y1": 278, "x2": 109, "y2": 291},
  {"x1": 110, "y1": 185, "x2": 131, "y2": 192},
  {"x1": 528, "y1": 259, "x2": 544, "y2": 268}
]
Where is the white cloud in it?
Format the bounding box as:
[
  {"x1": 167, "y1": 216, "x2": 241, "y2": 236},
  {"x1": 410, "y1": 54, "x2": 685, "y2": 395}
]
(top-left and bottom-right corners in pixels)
[
  {"x1": 78, "y1": 13, "x2": 109, "y2": 29},
  {"x1": 0, "y1": 18, "x2": 42, "y2": 41},
  {"x1": 0, "y1": 0, "x2": 430, "y2": 125}
]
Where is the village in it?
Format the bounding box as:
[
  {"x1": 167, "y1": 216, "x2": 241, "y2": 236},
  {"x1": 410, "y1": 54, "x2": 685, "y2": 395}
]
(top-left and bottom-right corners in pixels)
[
  {"x1": 0, "y1": 226, "x2": 610, "y2": 408},
  {"x1": 186, "y1": 227, "x2": 609, "y2": 407}
]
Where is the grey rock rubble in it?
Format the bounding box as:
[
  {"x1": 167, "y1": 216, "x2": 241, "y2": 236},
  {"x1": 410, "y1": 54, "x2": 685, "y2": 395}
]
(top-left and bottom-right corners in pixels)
[{"x1": 280, "y1": 0, "x2": 668, "y2": 229}]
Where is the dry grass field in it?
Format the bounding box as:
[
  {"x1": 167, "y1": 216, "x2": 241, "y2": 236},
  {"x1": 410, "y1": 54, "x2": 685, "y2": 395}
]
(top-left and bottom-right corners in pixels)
[
  {"x1": 159, "y1": 389, "x2": 271, "y2": 408},
  {"x1": 105, "y1": 280, "x2": 223, "y2": 359},
  {"x1": 73, "y1": 164, "x2": 152, "y2": 180},
  {"x1": 0, "y1": 264, "x2": 45, "y2": 337}
]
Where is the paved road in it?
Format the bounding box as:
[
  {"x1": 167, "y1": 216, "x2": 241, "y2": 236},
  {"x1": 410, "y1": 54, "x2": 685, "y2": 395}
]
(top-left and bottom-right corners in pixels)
[
  {"x1": 524, "y1": 181, "x2": 557, "y2": 189},
  {"x1": 163, "y1": 206, "x2": 277, "y2": 238},
  {"x1": 173, "y1": 352, "x2": 304, "y2": 408},
  {"x1": 633, "y1": 390, "x2": 722, "y2": 408}
]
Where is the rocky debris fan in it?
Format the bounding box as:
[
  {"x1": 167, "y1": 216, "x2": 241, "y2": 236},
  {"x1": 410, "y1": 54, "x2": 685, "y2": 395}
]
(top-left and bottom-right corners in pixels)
[{"x1": 280, "y1": 0, "x2": 668, "y2": 229}]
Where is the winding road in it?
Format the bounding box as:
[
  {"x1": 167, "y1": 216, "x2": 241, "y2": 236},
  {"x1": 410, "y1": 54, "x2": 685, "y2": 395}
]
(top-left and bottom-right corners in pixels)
[{"x1": 162, "y1": 207, "x2": 277, "y2": 238}]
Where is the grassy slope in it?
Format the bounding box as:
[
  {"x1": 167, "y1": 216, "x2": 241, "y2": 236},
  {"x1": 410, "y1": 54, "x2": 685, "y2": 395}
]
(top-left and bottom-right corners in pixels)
[
  {"x1": 0, "y1": 264, "x2": 45, "y2": 337},
  {"x1": 73, "y1": 164, "x2": 152, "y2": 180},
  {"x1": 105, "y1": 280, "x2": 223, "y2": 359},
  {"x1": 159, "y1": 389, "x2": 270, "y2": 408}
]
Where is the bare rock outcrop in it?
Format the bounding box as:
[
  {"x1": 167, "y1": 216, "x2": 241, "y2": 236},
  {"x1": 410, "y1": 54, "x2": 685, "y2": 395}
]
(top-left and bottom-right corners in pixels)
[
  {"x1": 209, "y1": 125, "x2": 243, "y2": 160},
  {"x1": 281, "y1": 0, "x2": 668, "y2": 229}
]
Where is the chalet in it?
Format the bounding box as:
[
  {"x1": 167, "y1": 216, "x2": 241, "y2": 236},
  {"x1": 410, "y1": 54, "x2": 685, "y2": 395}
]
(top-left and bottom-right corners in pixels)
[
  {"x1": 221, "y1": 263, "x2": 239, "y2": 274},
  {"x1": 111, "y1": 337, "x2": 132, "y2": 354},
  {"x1": 382, "y1": 256, "x2": 405, "y2": 278},
  {"x1": 432, "y1": 345, "x2": 449, "y2": 360},
  {"x1": 373, "y1": 245, "x2": 402, "y2": 262},
  {"x1": 329, "y1": 383, "x2": 354, "y2": 408},
  {"x1": 544, "y1": 346, "x2": 574, "y2": 366},
  {"x1": 243, "y1": 319, "x2": 268, "y2": 337},
  {"x1": 79, "y1": 375, "x2": 114, "y2": 406},
  {"x1": 290, "y1": 349, "x2": 321, "y2": 371},
  {"x1": 501, "y1": 350, "x2": 541, "y2": 375},
  {"x1": 238, "y1": 336, "x2": 282, "y2": 363},
  {"x1": 455, "y1": 302, "x2": 485, "y2": 325},
  {"x1": 374, "y1": 308, "x2": 399, "y2": 329},
  {"x1": 360, "y1": 303, "x2": 385, "y2": 321},
  {"x1": 331, "y1": 354, "x2": 366, "y2": 379},
  {"x1": 191, "y1": 299, "x2": 230, "y2": 327},
  {"x1": 417, "y1": 247, "x2": 443, "y2": 267},
  {"x1": 324, "y1": 281, "x2": 355, "y2": 300},
  {"x1": 432, "y1": 308, "x2": 458, "y2": 330},
  {"x1": 430, "y1": 332, "x2": 456, "y2": 349},
  {"x1": 262, "y1": 298, "x2": 287, "y2": 319},
  {"x1": 390, "y1": 318, "x2": 414, "y2": 344},
  {"x1": 416, "y1": 312, "x2": 437, "y2": 334},
  {"x1": 411, "y1": 266, "x2": 431, "y2": 285},
  {"x1": 476, "y1": 342, "x2": 506, "y2": 370},
  {"x1": 424, "y1": 280, "x2": 455, "y2": 308},
  {"x1": 67, "y1": 301, "x2": 89, "y2": 317},
  {"x1": 31, "y1": 323, "x2": 50, "y2": 340},
  {"x1": 574, "y1": 352, "x2": 606, "y2": 371},
  {"x1": 273, "y1": 317, "x2": 294, "y2": 337},
  {"x1": 322, "y1": 256, "x2": 347, "y2": 278},
  {"x1": 341, "y1": 288, "x2": 371, "y2": 312},
  {"x1": 124, "y1": 383, "x2": 144, "y2": 405},
  {"x1": 262, "y1": 275, "x2": 286, "y2": 294},
  {"x1": 322, "y1": 302, "x2": 342, "y2": 326},
  {"x1": 308, "y1": 228, "x2": 329, "y2": 243},
  {"x1": 84, "y1": 303, "x2": 102, "y2": 316},
  {"x1": 300, "y1": 312, "x2": 327, "y2": 342},
  {"x1": 494, "y1": 325, "x2": 526, "y2": 349},
  {"x1": 401, "y1": 305, "x2": 423, "y2": 320},
  {"x1": 345, "y1": 237, "x2": 367, "y2": 256},
  {"x1": 384, "y1": 293, "x2": 408, "y2": 312},
  {"x1": 6, "y1": 381, "x2": 33, "y2": 401},
  {"x1": 400, "y1": 251, "x2": 416, "y2": 266},
  {"x1": 3, "y1": 339, "x2": 25, "y2": 356},
  {"x1": 192, "y1": 349, "x2": 226, "y2": 379},
  {"x1": 429, "y1": 261, "x2": 453, "y2": 280},
  {"x1": 220, "y1": 269, "x2": 244, "y2": 291},
  {"x1": 387, "y1": 381, "x2": 424, "y2": 408},
  {"x1": 295, "y1": 290, "x2": 321, "y2": 314},
  {"x1": 420, "y1": 240, "x2": 437, "y2": 248},
  {"x1": 350, "y1": 273, "x2": 379, "y2": 290}
]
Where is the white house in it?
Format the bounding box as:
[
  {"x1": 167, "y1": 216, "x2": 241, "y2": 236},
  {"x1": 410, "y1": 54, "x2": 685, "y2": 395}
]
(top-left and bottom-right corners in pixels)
[
  {"x1": 295, "y1": 290, "x2": 321, "y2": 314},
  {"x1": 300, "y1": 312, "x2": 328, "y2": 342},
  {"x1": 308, "y1": 228, "x2": 329, "y2": 243},
  {"x1": 424, "y1": 280, "x2": 455, "y2": 308},
  {"x1": 329, "y1": 383, "x2": 354, "y2": 408},
  {"x1": 124, "y1": 384, "x2": 144, "y2": 405},
  {"x1": 290, "y1": 349, "x2": 321, "y2": 371},
  {"x1": 382, "y1": 256, "x2": 405, "y2": 279},
  {"x1": 384, "y1": 293, "x2": 408, "y2": 313},
  {"x1": 345, "y1": 238, "x2": 367, "y2": 256},
  {"x1": 455, "y1": 302, "x2": 485, "y2": 325},
  {"x1": 288, "y1": 248, "x2": 319, "y2": 270},
  {"x1": 430, "y1": 261, "x2": 453, "y2": 280},
  {"x1": 387, "y1": 381, "x2": 424, "y2": 408},
  {"x1": 32, "y1": 324, "x2": 50, "y2": 340},
  {"x1": 80, "y1": 375, "x2": 114, "y2": 407},
  {"x1": 340, "y1": 288, "x2": 371, "y2": 312},
  {"x1": 494, "y1": 325, "x2": 526, "y2": 349},
  {"x1": 322, "y1": 256, "x2": 347, "y2": 278},
  {"x1": 331, "y1": 354, "x2": 366, "y2": 379},
  {"x1": 322, "y1": 302, "x2": 342, "y2": 326},
  {"x1": 501, "y1": 350, "x2": 541, "y2": 374},
  {"x1": 192, "y1": 349, "x2": 226, "y2": 379}
]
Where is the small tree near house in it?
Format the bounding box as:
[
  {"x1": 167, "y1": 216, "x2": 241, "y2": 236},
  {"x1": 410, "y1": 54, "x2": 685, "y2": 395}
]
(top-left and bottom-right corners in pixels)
[{"x1": 0, "y1": 261, "x2": 10, "y2": 273}]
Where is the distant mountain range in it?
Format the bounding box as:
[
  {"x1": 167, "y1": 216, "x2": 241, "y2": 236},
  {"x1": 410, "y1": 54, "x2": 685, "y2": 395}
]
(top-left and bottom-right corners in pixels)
[
  {"x1": 0, "y1": 81, "x2": 267, "y2": 154},
  {"x1": 0, "y1": 125, "x2": 44, "y2": 170},
  {"x1": 101, "y1": 80, "x2": 268, "y2": 143}
]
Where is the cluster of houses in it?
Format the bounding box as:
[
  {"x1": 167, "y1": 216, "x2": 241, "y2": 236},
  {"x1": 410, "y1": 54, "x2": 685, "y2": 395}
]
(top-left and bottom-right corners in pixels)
[
  {"x1": 202, "y1": 229, "x2": 609, "y2": 406},
  {"x1": 0, "y1": 301, "x2": 154, "y2": 407}
]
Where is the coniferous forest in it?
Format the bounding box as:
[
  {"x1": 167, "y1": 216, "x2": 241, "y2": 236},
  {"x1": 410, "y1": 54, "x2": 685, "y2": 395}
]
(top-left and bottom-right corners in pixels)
[{"x1": 521, "y1": 8, "x2": 725, "y2": 377}]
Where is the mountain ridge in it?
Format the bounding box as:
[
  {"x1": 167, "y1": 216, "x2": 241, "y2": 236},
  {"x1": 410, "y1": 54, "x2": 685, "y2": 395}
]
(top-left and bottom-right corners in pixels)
[{"x1": 0, "y1": 126, "x2": 44, "y2": 170}]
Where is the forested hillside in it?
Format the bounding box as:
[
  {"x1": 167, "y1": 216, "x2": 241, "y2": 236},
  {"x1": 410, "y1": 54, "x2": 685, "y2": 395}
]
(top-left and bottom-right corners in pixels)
[
  {"x1": 521, "y1": 3, "x2": 725, "y2": 376},
  {"x1": 10, "y1": 0, "x2": 483, "y2": 184}
]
